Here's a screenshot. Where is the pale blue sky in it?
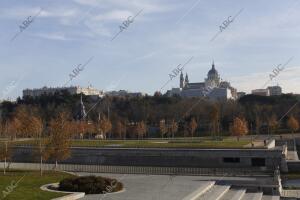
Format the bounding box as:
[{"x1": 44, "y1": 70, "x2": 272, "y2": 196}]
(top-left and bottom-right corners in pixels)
[{"x1": 0, "y1": 0, "x2": 300, "y2": 100}]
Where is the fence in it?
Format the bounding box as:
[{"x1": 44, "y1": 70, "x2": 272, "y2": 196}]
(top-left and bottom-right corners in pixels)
[{"x1": 0, "y1": 162, "x2": 272, "y2": 176}]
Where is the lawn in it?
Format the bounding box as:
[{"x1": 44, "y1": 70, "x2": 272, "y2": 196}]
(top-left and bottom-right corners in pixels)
[
  {"x1": 282, "y1": 172, "x2": 300, "y2": 180},
  {"x1": 0, "y1": 170, "x2": 75, "y2": 200},
  {"x1": 70, "y1": 139, "x2": 251, "y2": 149},
  {"x1": 11, "y1": 138, "x2": 252, "y2": 149}
]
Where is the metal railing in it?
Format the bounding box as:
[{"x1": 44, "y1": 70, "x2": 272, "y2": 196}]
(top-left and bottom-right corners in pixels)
[{"x1": 0, "y1": 162, "x2": 272, "y2": 176}]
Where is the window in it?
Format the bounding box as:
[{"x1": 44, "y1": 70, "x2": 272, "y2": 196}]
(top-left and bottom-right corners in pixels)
[{"x1": 223, "y1": 157, "x2": 240, "y2": 163}]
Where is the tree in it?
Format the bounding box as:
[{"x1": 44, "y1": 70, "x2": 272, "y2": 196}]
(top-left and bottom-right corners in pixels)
[
  {"x1": 12, "y1": 105, "x2": 34, "y2": 138},
  {"x1": 47, "y1": 112, "x2": 73, "y2": 169},
  {"x1": 0, "y1": 121, "x2": 13, "y2": 175},
  {"x1": 287, "y1": 116, "x2": 299, "y2": 133},
  {"x1": 168, "y1": 120, "x2": 178, "y2": 138},
  {"x1": 188, "y1": 118, "x2": 198, "y2": 138},
  {"x1": 230, "y1": 117, "x2": 248, "y2": 141},
  {"x1": 0, "y1": 141, "x2": 11, "y2": 175},
  {"x1": 209, "y1": 104, "x2": 220, "y2": 138},
  {"x1": 268, "y1": 114, "x2": 278, "y2": 136},
  {"x1": 30, "y1": 115, "x2": 47, "y2": 176},
  {"x1": 136, "y1": 121, "x2": 147, "y2": 139},
  {"x1": 6, "y1": 118, "x2": 22, "y2": 140},
  {"x1": 96, "y1": 115, "x2": 112, "y2": 139},
  {"x1": 113, "y1": 120, "x2": 126, "y2": 139},
  {"x1": 159, "y1": 119, "x2": 167, "y2": 138},
  {"x1": 255, "y1": 115, "x2": 261, "y2": 135}
]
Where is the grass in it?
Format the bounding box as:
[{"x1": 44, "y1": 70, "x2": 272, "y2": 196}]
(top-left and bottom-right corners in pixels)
[
  {"x1": 70, "y1": 139, "x2": 251, "y2": 149},
  {"x1": 10, "y1": 137, "x2": 253, "y2": 149},
  {"x1": 282, "y1": 172, "x2": 300, "y2": 180},
  {"x1": 0, "y1": 170, "x2": 75, "y2": 200}
]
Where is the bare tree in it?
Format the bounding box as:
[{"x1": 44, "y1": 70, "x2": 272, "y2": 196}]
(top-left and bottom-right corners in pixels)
[
  {"x1": 113, "y1": 120, "x2": 126, "y2": 139},
  {"x1": 188, "y1": 118, "x2": 198, "y2": 138},
  {"x1": 96, "y1": 115, "x2": 112, "y2": 139},
  {"x1": 287, "y1": 116, "x2": 299, "y2": 134},
  {"x1": 230, "y1": 117, "x2": 248, "y2": 141},
  {"x1": 30, "y1": 115, "x2": 47, "y2": 176},
  {"x1": 0, "y1": 121, "x2": 13, "y2": 175},
  {"x1": 268, "y1": 114, "x2": 278, "y2": 136},
  {"x1": 159, "y1": 119, "x2": 167, "y2": 138},
  {"x1": 47, "y1": 112, "x2": 73, "y2": 169},
  {"x1": 209, "y1": 104, "x2": 219, "y2": 138},
  {"x1": 137, "y1": 121, "x2": 147, "y2": 139},
  {"x1": 168, "y1": 119, "x2": 178, "y2": 138}
]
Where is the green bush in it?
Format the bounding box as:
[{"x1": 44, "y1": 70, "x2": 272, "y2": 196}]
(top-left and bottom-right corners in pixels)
[{"x1": 59, "y1": 176, "x2": 123, "y2": 194}]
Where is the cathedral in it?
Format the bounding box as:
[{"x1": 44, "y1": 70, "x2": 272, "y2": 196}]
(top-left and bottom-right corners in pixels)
[{"x1": 166, "y1": 61, "x2": 237, "y2": 100}]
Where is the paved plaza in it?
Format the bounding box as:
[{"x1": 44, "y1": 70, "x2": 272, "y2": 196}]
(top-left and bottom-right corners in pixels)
[{"x1": 76, "y1": 173, "x2": 279, "y2": 200}]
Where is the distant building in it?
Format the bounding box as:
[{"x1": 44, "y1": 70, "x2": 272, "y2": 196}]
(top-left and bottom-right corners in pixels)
[
  {"x1": 166, "y1": 61, "x2": 237, "y2": 100},
  {"x1": 251, "y1": 89, "x2": 270, "y2": 96},
  {"x1": 251, "y1": 85, "x2": 283, "y2": 96},
  {"x1": 268, "y1": 86, "x2": 282, "y2": 96},
  {"x1": 23, "y1": 86, "x2": 103, "y2": 98},
  {"x1": 106, "y1": 90, "x2": 146, "y2": 97}
]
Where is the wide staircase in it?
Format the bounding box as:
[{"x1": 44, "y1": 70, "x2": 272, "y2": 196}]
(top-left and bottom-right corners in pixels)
[{"x1": 190, "y1": 181, "x2": 280, "y2": 200}]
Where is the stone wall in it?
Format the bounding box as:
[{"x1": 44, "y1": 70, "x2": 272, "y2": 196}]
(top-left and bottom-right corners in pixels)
[{"x1": 11, "y1": 147, "x2": 284, "y2": 170}]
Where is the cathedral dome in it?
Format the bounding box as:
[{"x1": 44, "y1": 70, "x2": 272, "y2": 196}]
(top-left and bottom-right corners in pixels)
[{"x1": 207, "y1": 62, "x2": 218, "y2": 77}]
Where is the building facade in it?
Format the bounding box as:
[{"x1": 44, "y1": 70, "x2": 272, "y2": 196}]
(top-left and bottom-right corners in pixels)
[
  {"x1": 252, "y1": 86, "x2": 282, "y2": 96},
  {"x1": 167, "y1": 61, "x2": 237, "y2": 100},
  {"x1": 105, "y1": 90, "x2": 146, "y2": 97},
  {"x1": 268, "y1": 86, "x2": 282, "y2": 96},
  {"x1": 23, "y1": 86, "x2": 104, "y2": 98}
]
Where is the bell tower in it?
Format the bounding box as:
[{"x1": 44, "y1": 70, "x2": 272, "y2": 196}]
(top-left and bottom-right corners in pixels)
[{"x1": 180, "y1": 71, "x2": 184, "y2": 88}]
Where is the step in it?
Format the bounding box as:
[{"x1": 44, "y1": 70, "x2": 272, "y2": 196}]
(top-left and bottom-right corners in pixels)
[
  {"x1": 261, "y1": 196, "x2": 280, "y2": 200},
  {"x1": 219, "y1": 189, "x2": 246, "y2": 200},
  {"x1": 182, "y1": 181, "x2": 215, "y2": 200},
  {"x1": 241, "y1": 192, "x2": 263, "y2": 200},
  {"x1": 196, "y1": 185, "x2": 231, "y2": 200}
]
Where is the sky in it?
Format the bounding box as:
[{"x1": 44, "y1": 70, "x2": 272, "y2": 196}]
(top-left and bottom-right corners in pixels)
[{"x1": 0, "y1": 0, "x2": 300, "y2": 100}]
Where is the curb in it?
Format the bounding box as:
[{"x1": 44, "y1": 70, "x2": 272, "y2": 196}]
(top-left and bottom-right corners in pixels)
[{"x1": 40, "y1": 183, "x2": 85, "y2": 200}]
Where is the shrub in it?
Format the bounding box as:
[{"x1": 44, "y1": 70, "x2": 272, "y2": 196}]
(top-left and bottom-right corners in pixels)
[{"x1": 59, "y1": 176, "x2": 123, "y2": 194}]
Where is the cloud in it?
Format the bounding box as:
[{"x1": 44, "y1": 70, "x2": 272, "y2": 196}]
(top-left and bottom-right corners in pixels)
[
  {"x1": 33, "y1": 32, "x2": 72, "y2": 41},
  {"x1": 0, "y1": 6, "x2": 79, "y2": 19},
  {"x1": 94, "y1": 10, "x2": 135, "y2": 22}
]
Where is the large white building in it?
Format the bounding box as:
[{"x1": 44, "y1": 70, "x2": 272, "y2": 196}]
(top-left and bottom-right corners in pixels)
[
  {"x1": 251, "y1": 85, "x2": 282, "y2": 96},
  {"x1": 23, "y1": 86, "x2": 104, "y2": 98},
  {"x1": 166, "y1": 62, "x2": 237, "y2": 100},
  {"x1": 105, "y1": 90, "x2": 146, "y2": 97}
]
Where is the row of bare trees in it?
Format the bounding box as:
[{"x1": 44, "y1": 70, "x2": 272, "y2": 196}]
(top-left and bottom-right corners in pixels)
[{"x1": 229, "y1": 115, "x2": 300, "y2": 141}]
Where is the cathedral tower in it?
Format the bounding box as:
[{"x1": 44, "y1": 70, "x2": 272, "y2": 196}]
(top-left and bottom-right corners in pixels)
[
  {"x1": 205, "y1": 61, "x2": 220, "y2": 88},
  {"x1": 180, "y1": 71, "x2": 184, "y2": 88}
]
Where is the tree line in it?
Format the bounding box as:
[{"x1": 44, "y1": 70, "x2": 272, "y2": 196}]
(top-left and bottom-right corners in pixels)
[
  {"x1": 1, "y1": 92, "x2": 300, "y2": 139},
  {"x1": 0, "y1": 92, "x2": 300, "y2": 175}
]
